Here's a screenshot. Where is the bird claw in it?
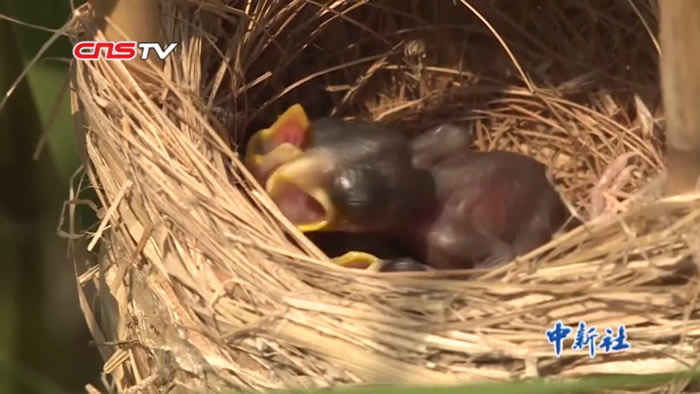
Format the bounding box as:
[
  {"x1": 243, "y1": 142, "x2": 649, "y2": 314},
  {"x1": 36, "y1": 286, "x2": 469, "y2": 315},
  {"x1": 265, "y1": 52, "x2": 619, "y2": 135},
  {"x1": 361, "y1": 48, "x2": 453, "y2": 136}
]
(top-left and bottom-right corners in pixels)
[
  {"x1": 332, "y1": 251, "x2": 383, "y2": 270},
  {"x1": 332, "y1": 251, "x2": 432, "y2": 272}
]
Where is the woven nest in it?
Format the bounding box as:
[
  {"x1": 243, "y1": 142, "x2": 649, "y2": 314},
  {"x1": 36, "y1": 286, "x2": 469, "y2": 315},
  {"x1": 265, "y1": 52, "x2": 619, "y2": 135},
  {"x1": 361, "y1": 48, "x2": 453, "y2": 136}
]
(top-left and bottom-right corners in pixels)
[{"x1": 65, "y1": 0, "x2": 700, "y2": 392}]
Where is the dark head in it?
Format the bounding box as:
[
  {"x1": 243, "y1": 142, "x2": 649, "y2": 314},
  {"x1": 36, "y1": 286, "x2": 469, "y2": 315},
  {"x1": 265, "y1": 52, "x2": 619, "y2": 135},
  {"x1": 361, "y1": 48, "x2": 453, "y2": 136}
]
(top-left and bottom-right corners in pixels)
[
  {"x1": 328, "y1": 165, "x2": 390, "y2": 225},
  {"x1": 264, "y1": 119, "x2": 437, "y2": 233},
  {"x1": 326, "y1": 162, "x2": 436, "y2": 232}
]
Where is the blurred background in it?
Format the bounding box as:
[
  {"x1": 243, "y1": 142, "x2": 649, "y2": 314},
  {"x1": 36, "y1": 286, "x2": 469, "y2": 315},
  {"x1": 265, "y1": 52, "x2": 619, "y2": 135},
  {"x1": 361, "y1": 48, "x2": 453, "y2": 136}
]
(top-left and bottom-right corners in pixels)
[{"x1": 0, "y1": 0, "x2": 102, "y2": 392}]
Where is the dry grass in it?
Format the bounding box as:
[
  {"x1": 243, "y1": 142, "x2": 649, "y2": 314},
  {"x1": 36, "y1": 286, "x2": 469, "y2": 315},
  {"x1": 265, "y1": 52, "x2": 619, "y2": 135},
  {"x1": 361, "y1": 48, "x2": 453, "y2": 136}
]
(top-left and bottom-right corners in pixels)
[{"x1": 59, "y1": 0, "x2": 700, "y2": 392}]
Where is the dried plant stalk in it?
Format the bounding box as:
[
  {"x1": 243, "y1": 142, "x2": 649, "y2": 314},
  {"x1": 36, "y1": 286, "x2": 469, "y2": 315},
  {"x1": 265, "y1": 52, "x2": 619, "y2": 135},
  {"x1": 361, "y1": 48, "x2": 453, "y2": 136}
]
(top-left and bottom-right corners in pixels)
[
  {"x1": 659, "y1": 0, "x2": 700, "y2": 195},
  {"x1": 88, "y1": 0, "x2": 163, "y2": 81}
]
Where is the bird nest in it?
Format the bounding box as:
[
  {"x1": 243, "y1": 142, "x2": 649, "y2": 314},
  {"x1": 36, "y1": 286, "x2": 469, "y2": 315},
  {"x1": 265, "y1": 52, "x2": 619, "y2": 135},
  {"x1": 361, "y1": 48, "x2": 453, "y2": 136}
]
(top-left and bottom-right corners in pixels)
[{"x1": 66, "y1": 0, "x2": 700, "y2": 392}]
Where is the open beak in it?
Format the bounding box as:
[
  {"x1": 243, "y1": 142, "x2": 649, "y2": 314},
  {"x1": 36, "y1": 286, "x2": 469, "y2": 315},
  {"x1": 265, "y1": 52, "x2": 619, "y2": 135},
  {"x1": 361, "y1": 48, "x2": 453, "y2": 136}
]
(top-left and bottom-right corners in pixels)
[
  {"x1": 244, "y1": 104, "x2": 311, "y2": 174},
  {"x1": 246, "y1": 143, "x2": 303, "y2": 183},
  {"x1": 265, "y1": 149, "x2": 337, "y2": 232}
]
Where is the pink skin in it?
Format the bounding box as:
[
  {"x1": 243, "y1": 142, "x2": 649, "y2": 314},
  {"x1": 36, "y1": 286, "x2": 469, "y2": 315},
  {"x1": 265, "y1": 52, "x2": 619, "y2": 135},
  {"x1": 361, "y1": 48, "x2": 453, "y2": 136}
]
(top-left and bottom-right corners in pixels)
[
  {"x1": 269, "y1": 180, "x2": 326, "y2": 225},
  {"x1": 404, "y1": 124, "x2": 570, "y2": 270},
  {"x1": 403, "y1": 176, "x2": 564, "y2": 270}
]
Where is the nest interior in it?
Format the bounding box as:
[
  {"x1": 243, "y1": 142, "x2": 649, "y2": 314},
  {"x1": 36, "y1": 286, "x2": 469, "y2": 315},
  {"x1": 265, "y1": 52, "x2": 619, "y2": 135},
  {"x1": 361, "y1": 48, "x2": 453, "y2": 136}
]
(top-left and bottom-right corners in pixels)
[{"x1": 67, "y1": 0, "x2": 700, "y2": 392}]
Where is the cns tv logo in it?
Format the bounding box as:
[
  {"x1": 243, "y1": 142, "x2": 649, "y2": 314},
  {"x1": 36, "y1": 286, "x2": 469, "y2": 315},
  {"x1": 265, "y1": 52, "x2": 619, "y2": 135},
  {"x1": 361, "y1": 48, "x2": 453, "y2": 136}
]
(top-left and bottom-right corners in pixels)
[{"x1": 73, "y1": 41, "x2": 178, "y2": 61}]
